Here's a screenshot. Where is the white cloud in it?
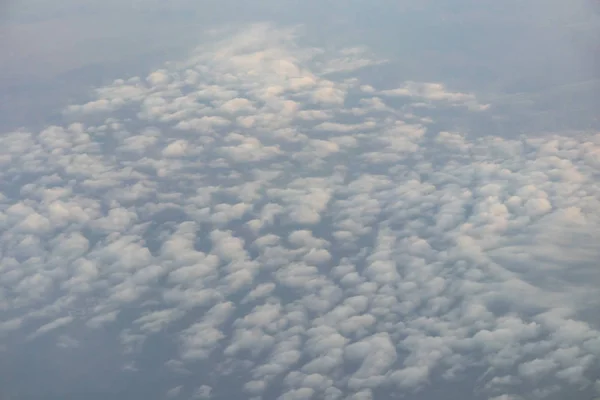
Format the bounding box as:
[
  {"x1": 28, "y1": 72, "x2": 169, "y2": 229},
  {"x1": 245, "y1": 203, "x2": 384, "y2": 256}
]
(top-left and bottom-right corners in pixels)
[
  {"x1": 1, "y1": 21, "x2": 599, "y2": 400},
  {"x1": 28, "y1": 316, "x2": 74, "y2": 340},
  {"x1": 166, "y1": 385, "x2": 183, "y2": 398},
  {"x1": 380, "y1": 81, "x2": 490, "y2": 111},
  {"x1": 316, "y1": 46, "x2": 387, "y2": 76},
  {"x1": 311, "y1": 85, "x2": 346, "y2": 105},
  {"x1": 162, "y1": 139, "x2": 190, "y2": 158},
  {"x1": 192, "y1": 385, "x2": 213, "y2": 399},
  {"x1": 147, "y1": 70, "x2": 170, "y2": 87}
]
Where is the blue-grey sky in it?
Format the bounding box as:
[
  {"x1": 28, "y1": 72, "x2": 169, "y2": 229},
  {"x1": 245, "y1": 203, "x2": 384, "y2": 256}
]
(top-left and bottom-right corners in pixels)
[{"x1": 1, "y1": 1, "x2": 599, "y2": 400}]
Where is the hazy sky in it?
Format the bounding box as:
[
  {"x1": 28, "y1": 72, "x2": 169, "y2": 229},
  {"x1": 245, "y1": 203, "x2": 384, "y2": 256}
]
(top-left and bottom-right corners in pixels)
[
  {"x1": 1, "y1": 0, "x2": 599, "y2": 130},
  {"x1": 1, "y1": 1, "x2": 599, "y2": 400}
]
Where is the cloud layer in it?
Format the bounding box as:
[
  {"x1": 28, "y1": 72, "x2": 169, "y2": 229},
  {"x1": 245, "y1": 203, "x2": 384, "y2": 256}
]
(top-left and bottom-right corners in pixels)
[{"x1": 1, "y1": 23, "x2": 599, "y2": 400}]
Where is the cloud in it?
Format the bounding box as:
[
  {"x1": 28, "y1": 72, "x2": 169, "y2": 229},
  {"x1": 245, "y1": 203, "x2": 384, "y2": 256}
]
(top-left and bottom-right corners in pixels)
[
  {"x1": 379, "y1": 81, "x2": 490, "y2": 111},
  {"x1": 1, "y1": 21, "x2": 599, "y2": 400}
]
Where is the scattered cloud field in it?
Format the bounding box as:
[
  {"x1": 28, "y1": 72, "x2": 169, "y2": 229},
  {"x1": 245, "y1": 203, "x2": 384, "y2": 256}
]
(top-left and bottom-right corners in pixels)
[{"x1": 1, "y1": 23, "x2": 599, "y2": 400}]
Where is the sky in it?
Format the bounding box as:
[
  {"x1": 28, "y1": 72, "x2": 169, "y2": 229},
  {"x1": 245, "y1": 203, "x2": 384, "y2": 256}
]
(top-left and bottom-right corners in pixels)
[{"x1": 0, "y1": 1, "x2": 600, "y2": 400}]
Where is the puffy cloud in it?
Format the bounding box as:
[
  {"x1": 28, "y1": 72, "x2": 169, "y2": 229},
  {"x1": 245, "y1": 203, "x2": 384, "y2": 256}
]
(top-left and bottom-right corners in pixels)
[
  {"x1": 1, "y1": 21, "x2": 599, "y2": 400},
  {"x1": 346, "y1": 333, "x2": 397, "y2": 390},
  {"x1": 162, "y1": 139, "x2": 190, "y2": 158}
]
